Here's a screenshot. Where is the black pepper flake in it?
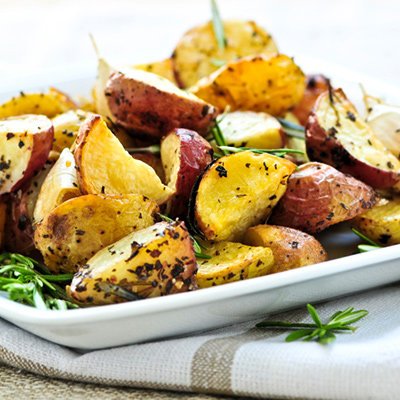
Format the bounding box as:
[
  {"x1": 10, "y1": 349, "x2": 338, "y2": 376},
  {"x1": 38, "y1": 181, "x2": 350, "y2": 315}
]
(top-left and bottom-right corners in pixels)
[
  {"x1": 47, "y1": 246, "x2": 55, "y2": 255},
  {"x1": 326, "y1": 212, "x2": 334, "y2": 221},
  {"x1": 379, "y1": 234, "x2": 391, "y2": 245},
  {"x1": 292, "y1": 241, "x2": 298, "y2": 249},
  {"x1": 269, "y1": 194, "x2": 277, "y2": 201},
  {"x1": 75, "y1": 230, "x2": 85, "y2": 235},
  {"x1": 6, "y1": 132, "x2": 14, "y2": 140},
  {"x1": 340, "y1": 202, "x2": 349, "y2": 210},
  {"x1": 216, "y1": 165, "x2": 228, "y2": 177},
  {"x1": 245, "y1": 163, "x2": 251, "y2": 168},
  {"x1": 346, "y1": 111, "x2": 356, "y2": 122},
  {"x1": 227, "y1": 272, "x2": 235, "y2": 280},
  {"x1": 101, "y1": 186, "x2": 105, "y2": 194},
  {"x1": 18, "y1": 140, "x2": 25, "y2": 148}
]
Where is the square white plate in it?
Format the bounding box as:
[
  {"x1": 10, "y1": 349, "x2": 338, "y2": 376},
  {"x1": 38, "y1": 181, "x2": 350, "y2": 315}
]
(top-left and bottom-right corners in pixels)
[{"x1": 1, "y1": 56, "x2": 400, "y2": 350}]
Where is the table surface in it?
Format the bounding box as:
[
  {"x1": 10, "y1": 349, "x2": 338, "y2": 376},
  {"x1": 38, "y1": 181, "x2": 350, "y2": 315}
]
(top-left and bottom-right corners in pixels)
[{"x1": 0, "y1": 0, "x2": 399, "y2": 398}]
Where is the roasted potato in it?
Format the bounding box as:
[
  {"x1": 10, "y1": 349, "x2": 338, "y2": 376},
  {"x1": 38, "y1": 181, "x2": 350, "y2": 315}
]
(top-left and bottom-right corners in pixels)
[
  {"x1": 33, "y1": 148, "x2": 81, "y2": 225},
  {"x1": 131, "y1": 153, "x2": 166, "y2": 183},
  {"x1": 134, "y1": 58, "x2": 178, "y2": 86},
  {"x1": 67, "y1": 221, "x2": 197, "y2": 305},
  {"x1": 306, "y1": 89, "x2": 400, "y2": 190},
  {"x1": 172, "y1": 20, "x2": 278, "y2": 88},
  {"x1": 161, "y1": 128, "x2": 213, "y2": 219},
  {"x1": 0, "y1": 115, "x2": 54, "y2": 194},
  {"x1": 0, "y1": 195, "x2": 6, "y2": 250},
  {"x1": 217, "y1": 111, "x2": 285, "y2": 149},
  {"x1": 190, "y1": 53, "x2": 306, "y2": 116},
  {"x1": 105, "y1": 68, "x2": 218, "y2": 141},
  {"x1": 189, "y1": 150, "x2": 296, "y2": 242},
  {"x1": 196, "y1": 241, "x2": 274, "y2": 289},
  {"x1": 244, "y1": 224, "x2": 328, "y2": 273},
  {"x1": 34, "y1": 194, "x2": 159, "y2": 274},
  {"x1": 0, "y1": 88, "x2": 77, "y2": 119},
  {"x1": 74, "y1": 115, "x2": 173, "y2": 205},
  {"x1": 350, "y1": 195, "x2": 400, "y2": 246},
  {"x1": 292, "y1": 74, "x2": 331, "y2": 126},
  {"x1": 269, "y1": 162, "x2": 377, "y2": 233}
]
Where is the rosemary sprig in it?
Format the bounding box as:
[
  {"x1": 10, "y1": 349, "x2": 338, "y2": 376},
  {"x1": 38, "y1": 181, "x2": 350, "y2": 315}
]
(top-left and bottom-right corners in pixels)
[
  {"x1": 276, "y1": 117, "x2": 306, "y2": 140},
  {"x1": 211, "y1": 59, "x2": 226, "y2": 67},
  {"x1": 210, "y1": 120, "x2": 228, "y2": 156},
  {"x1": 218, "y1": 146, "x2": 305, "y2": 158},
  {"x1": 0, "y1": 253, "x2": 78, "y2": 310},
  {"x1": 126, "y1": 144, "x2": 161, "y2": 156},
  {"x1": 256, "y1": 304, "x2": 368, "y2": 344},
  {"x1": 210, "y1": 0, "x2": 226, "y2": 51},
  {"x1": 351, "y1": 228, "x2": 382, "y2": 252}
]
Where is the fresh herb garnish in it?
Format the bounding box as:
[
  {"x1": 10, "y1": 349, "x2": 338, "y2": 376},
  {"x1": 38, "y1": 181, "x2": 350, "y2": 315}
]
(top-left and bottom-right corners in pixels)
[
  {"x1": 126, "y1": 144, "x2": 161, "y2": 156},
  {"x1": 352, "y1": 228, "x2": 382, "y2": 252},
  {"x1": 210, "y1": 119, "x2": 228, "y2": 156},
  {"x1": 276, "y1": 117, "x2": 306, "y2": 140},
  {"x1": 256, "y1": 304, "x2": 368, "y2": 344},
  {"x1": 0, "y1": 253, "x2": 77, "y2": 310},
  {"x1": 218, "y1": 145, "x2": 304, "y2": 158},
  {"x1": 210, "y1": 0, "x2": 226, "y2": 51},
  {"x1": 211, "y1": 59, "x2": 227, "y2": 67}
]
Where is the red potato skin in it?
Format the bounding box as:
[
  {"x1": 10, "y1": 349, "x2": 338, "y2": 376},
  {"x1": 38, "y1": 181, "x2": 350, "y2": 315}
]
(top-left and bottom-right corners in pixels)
[
  {"x1": 105, "y1": 71, "x2": 218, "y2": 141},
  {"x1": 269, "y1": 162, "x2": 377, "y2": 233},
  {"x1": 162, "y1": 128, "x2": 213, "y2": 220},
  {"x1": 306, "y1": 90, "x2": 400, "y2": 190},
  {"x1": 292, "y1": 74, "x2": 331, "y2": 126}
]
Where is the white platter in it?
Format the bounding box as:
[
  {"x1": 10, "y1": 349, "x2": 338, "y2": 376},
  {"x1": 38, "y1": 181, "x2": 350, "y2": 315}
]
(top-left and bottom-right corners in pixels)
[{"x1": 1, "y1": 57, "x2": 400, "y2": 350}]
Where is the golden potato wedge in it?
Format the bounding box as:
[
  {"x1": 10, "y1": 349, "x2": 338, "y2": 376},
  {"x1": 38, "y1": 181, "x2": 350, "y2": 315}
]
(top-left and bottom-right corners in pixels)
[
  {"x1": 189, "y1": 150, "x2": 296, "y2": 242},
  {"x1": 67, "y1": 221, "x2": 197, "y2": 305},
  {"x1": 306, "y1": 89, "x2": 400, "y2": 190},
  {"x1": 34, "y1": 194, "x2": 159, "y2": 274},
  {"x1": 51, "y1": 109, "x2": 91, "y2": 154},
  {"x1": 74, "y1": 115, "x2": 173, "y2": 205},
  {"x1": 269, "y1": 162, "x2": 377, "y2": 233},
  {"x1": 105, "y1": 68, "x2": 218, "y2": 141},
  {"x1": 196, "y1": 241, "x2": 274, "y2": 289},
  {"x1": 134, "y1": 58, "x2": 178, "y2": 85},
  {"x1": 33, "y1": 148, "x2": 81, "y2": 225},
  {"x1": 172, "y1": 20, "x2": 278, "y2": 88},
  {"x1": 131, "y1": 153, "x2": 166, "y2": 183},
  {"x1": 350, "y1": 195, "x2": 400, "y2": 246},
  {"x1": 190, "y1": 54, "x2": 306, "y2": 116},
  {"x1": 244, "y1": 224, "x2": 328, "y2": 273},
  {"x1": 0, "y1": 87, "x2": 78, "y2": 119},
  {"x1": 217, "y1": 111, "x2": 285, "y2": 149}
]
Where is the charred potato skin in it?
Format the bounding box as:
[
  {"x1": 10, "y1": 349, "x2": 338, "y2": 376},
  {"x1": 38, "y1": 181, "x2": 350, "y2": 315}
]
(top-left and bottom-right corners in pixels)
[
  {"x1": 105, "y1": 70, "x2": 218, "y2": 141},
  {"x1": 244, "y1": 224, "x2": 328, "y2": 273},
  {"x1": 306, "y1": 89, "x2": 400, "y2": 190},
  {"x1": 269, "y1": 162, "x2": 377, "y2": 233},
  {"x1": 68, "y1": 221, "x2": 197, "y2": 305}
]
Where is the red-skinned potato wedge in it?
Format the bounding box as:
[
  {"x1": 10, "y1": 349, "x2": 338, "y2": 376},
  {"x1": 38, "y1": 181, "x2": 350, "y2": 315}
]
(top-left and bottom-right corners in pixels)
[
  {"x1": 190, "y1": 54, "x2": 305, "y2": 116},
  {"x1": 67, "y1": 221, "x2": 197, "y2": 305},
  {"x1": 292, "y1": 74, "x2": 331, "y2": 126},
  {"x1": 306, "y1": 89, "x2": 400, "y2": 190},
  {"x1": 244, "y1": 224, "x2": 328, "y2": 273},
  {"x1": 161, "y1": 128, "x2": 213, "y2": 219},
  {"x1": 74, "y1": 115, "x2": 173, "y2": 205},
  {"x1": 269, "y1": 162, "x2": 377, "y2": 233},
  {"x1": 0, "y1": 115, "x2": 54, "y2": 195},
  {"x1": 0, "y1": 88, "x2": 78, "y2": 119},
  {"x1": 105, "y1": 68, "x2": 218, "y2": 141},
  {"x1": 0, "y1": 195, "x2": 6, "y2": 250},
  {"x1": 189, "y1": 150, "x2": 296, "y2": 242},
  {"x1": 34, "y1": 194, "x2": 159, "y2": 274}
]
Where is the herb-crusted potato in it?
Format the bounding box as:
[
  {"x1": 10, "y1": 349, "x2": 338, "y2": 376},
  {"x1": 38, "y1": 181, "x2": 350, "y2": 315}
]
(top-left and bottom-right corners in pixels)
[
  {"x1": 190, "y1": 54, "x2": 306, "y2": 116},
  {"x1": 172, "y1": 20, "x2": 279, "y2": 88},
  {"x1": 196, "y1": 241, "x2": 274, "y2": 289},
  {"x1": 350, "y1": 196, "x2": 400, "y2": 246},
  {"x1": 269, "y1": 162, "x2": 377, "y2": 233},
  {"x1": 306, "y1": 89, "x2": 400, "y2": 190},
  {"x1": 244, "y1": 224, "x2": 328, "y2": 273},
  {"x1": 34, "y1": 194, "x2": 159, "y2": 274},
  {"x1": 67, "y1": 221, "x2": 197, "y2": 305},
  {"x1": 189, "y1": 150, "x2": 296, "y2": 242},
  {"x1": 105, "y1": 68, "x2": 218, "y2": 141},
  {"x1": 74, "y1": 115, "x2": 173, "y2": 205}
]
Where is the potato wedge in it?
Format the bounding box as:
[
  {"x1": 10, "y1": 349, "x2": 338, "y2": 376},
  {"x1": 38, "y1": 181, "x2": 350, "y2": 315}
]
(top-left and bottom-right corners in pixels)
[
  {"x1": 172, "y1": 20, "x2": 278, "y2": 88},
  {"x1": 244, "y1": 224, "x2": 328, "y2": 273},
  {"x1": 190, "y1": 54, "x2": 306, "y2": 116},
  {"x1": 131, "y1": 153, "x2": 165, "y2": 183},
  {"x1": 67, "y1": 221, "x2": 197, "y2": 305},
  {"x1": 134, "y1": 58, "x2": 178, "y2": 85},
  {"x1": 189, "y1": 150, "x2": 296, "y2": 242},
  {"x1": 0, "y1": 195, "x2": 8, "y2": 250},
  {"x1": 33, "y1": 148, "x2": 81, "y2": 225},
  {"x1": 34, "y1": 194, "x2": 159, "y2": 274},
  {"x1": 0, "y1": 88, "x2": 77, "y2": 119},
  {"x1": 74, "y1": 115, "x2": 173, "y2": 205},
  {"x1": 306, "y1": 89, "x2": 400, "y2": 190},
  {"x1": 105, "y1": 68, "x2": 218, "y2": 141},
  {"x1": 0, "y1": 115, "x2": 54, "y2": 194},
  {"x1": 217, "y1": 111, "x2": 285, "y2": 149},
  {"x1": 269, "y1": 162, "x2": 377, "y2": 233},
  {"x1": 161, "y1": 128, "x2": 213, "y2": 219},
  {"x1": 196, "y1": 241, "x2": 274, "y2": 289},
  {"x1": 350, "y1": 196, "x2": 400, "y2": 246}
]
